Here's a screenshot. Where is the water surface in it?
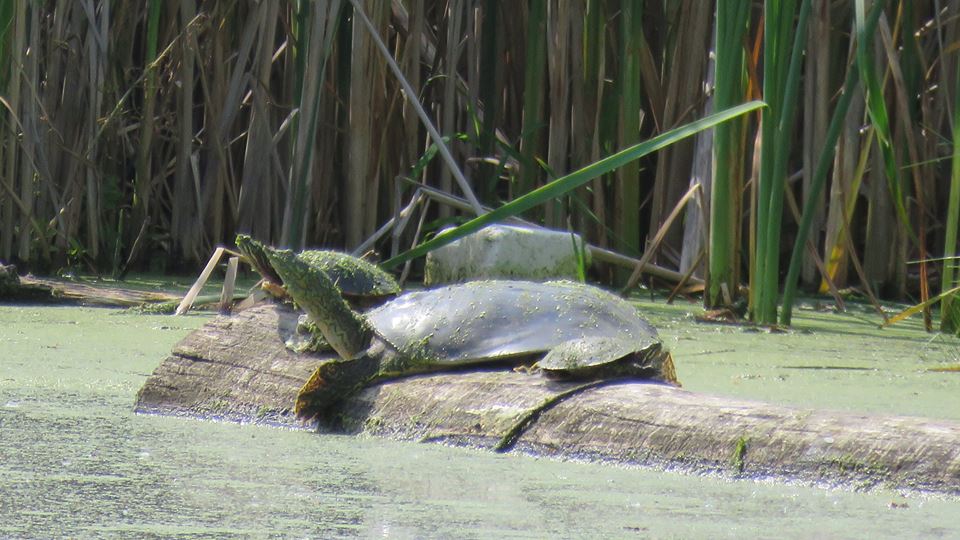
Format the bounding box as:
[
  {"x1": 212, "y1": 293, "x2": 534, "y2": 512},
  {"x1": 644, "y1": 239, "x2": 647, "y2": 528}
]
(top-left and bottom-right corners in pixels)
[{"x1": 2, "y1": 303, "x2": 959, "y2": 538}]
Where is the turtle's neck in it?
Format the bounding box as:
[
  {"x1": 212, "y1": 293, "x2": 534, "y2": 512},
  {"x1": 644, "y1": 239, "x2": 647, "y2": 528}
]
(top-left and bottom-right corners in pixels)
[{"x1": 266, "y1": 248, "x2": 373, "y2": 359}]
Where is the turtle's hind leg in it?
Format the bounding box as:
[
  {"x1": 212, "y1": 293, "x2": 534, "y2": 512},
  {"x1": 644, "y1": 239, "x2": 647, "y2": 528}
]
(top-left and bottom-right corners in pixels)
[{"x1": 294, "y1": 355, "x2": 381, "y2": 419}]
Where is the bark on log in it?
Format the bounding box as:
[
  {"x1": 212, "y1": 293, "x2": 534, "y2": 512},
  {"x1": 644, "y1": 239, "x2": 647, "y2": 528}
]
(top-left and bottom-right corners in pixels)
[{"x1": 136, "y1": 303, "x2": 960, "y2": 496}]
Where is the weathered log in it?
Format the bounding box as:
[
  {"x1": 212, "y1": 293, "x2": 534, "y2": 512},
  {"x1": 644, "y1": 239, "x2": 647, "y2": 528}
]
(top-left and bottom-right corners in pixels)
[
  {"x1": 136, "y1": 303, "x2": 960, "y2": 496},
  {"x1": 0, "y1": 270, "x2": 183, "y2": 307}
]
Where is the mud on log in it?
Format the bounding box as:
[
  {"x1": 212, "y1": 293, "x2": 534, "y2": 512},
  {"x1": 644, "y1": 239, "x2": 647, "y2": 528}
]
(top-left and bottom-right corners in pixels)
[{"x1": 136, "y1": 303, "x2": 960, "y2": 496}]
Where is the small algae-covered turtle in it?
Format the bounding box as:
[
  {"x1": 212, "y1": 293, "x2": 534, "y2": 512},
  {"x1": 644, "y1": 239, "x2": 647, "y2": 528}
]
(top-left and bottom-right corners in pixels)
[
  {"x1": 235, "y1": 234, "x2": 400, "y2": 305},
  {"x1": 236, "y1": 234, "x2": 401, "y2": 352},
  {"x1": 260, "y1": 246, "x2": 679, "y2": 419},
  {"x1": 531, "y1": 335, "x2": 670, "y2": 380}
]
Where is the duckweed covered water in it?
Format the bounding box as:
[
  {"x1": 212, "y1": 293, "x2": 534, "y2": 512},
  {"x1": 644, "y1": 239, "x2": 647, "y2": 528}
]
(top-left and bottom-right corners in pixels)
[
  {"x1": 630, "y1": 296, "x2": 960, "y2": 422},
  {"x1": 2, "y1": 303, "x2": 960, "y2": 538}
]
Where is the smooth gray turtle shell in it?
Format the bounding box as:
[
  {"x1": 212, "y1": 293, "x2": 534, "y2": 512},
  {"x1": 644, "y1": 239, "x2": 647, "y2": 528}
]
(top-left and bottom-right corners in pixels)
[{"x1": 364, "y1": 280, "x2": 659, "y2": 364}]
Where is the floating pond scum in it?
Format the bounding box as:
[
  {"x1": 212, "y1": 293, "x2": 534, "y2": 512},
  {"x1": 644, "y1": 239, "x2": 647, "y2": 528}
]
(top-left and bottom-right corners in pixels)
[{"x1": 4, "y1": 303, "x2": 960, "y2": 537}]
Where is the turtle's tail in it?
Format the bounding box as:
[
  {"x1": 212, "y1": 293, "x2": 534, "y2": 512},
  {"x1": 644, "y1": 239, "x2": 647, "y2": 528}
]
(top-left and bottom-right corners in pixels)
[{"x1": 294, "y1": 355, "x2": 381, "y2": 419}]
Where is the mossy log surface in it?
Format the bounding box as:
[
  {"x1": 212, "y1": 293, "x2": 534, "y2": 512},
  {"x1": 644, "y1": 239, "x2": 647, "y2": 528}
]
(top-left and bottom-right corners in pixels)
[{"x1": 135, "y1": 303, "x2": 960, "y2": 496}]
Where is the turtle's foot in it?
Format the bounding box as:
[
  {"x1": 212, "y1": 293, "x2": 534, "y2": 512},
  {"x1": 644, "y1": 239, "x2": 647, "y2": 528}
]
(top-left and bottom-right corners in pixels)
[
  {"x1": 285, "y1": 316, "x2": 333, "y2": 354},
  {"x1": 659, "y1": 351, "x2": 681, "y2": 387},
  {"x1": 294, "y1": 355, "x2": 381, "y2": 419},
  {"x1": 512, "y1": 363, "x2": 538, "y2": 375},
  {"x1": 261, "y1": 280, "x2": 287, "y2": 299}
]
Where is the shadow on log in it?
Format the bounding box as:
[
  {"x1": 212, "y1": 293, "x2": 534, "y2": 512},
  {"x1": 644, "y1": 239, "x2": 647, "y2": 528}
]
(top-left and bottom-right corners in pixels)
[{"x1": 135, "y1": 303, "x2": 960, "y2": 496}]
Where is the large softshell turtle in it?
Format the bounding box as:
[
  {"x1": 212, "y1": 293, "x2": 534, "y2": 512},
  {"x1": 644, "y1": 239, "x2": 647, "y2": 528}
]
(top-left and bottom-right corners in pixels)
[
  {"x1": 365, "y1": 281, "x2": 661, "y2": 366},
  {"x1": 262, "y1": 248, "x2": 678, "y2": 419}
]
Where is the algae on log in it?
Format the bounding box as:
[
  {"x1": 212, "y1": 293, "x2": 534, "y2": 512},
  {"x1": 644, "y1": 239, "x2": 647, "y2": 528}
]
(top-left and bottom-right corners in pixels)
[{"x1": 136, "y1": 303, "x2": 960, "y2": 496}]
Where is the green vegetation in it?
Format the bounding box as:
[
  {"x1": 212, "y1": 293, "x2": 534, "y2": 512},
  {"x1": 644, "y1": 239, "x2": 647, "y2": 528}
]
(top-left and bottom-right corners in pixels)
[
  {"x1": 709, "y1": 0, "x2": 750, "y2": 309},
  {"x1": 732, "y1": 436, "x2": 748, "y2": 475},
  {"x1": 1, "y1": 2, "x2": 959, "y2": 331}
]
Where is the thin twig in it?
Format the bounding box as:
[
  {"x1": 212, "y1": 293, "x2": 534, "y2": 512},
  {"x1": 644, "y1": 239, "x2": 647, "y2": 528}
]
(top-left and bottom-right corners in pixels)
[{"x1": 621, "y1": 182, "x2": 702, "y2": 295}]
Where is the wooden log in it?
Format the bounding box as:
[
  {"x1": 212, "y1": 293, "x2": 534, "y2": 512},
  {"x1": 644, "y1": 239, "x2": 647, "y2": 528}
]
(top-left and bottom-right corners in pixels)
[
  {"x1": 135, "y1": 303, "x2": 960, "y2": 496},
  {"x1": 0, "y1": 270, "x2": 183, "y2": 306},
  {"x1": 0, "y1": 269, "x2": 232, "y2": 311}
]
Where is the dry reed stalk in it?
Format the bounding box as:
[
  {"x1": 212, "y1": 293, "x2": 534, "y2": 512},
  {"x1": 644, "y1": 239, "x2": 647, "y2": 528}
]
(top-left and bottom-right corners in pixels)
[
  {"x1": 1, "y1": 0, "x2": 25, "y2": 262},
  {"x1": 863, "y1": 145, "x2": 897, "y2": 290},
  {"x1": 580, "y1": 0, "x2": 607, "y2": 249},
  {"x1": 679, "y1": 29, "x2": 715, "y2": 279},
  {"x1": 439, "y1": 0, "x2": 465, "y2": 219},
  {"x1": 196, "y1": 1, "x2": 229, "y2": 248},
  {"x1": 346, "y1": 1, "x2": 385, "y2": 248},
  {"x1": 800, "y1": 0, "x2": 830, "y2": 286},
  {"x1": 622, "y1": 183, "x2": 702, "y2": 294},
  {"x1": 238, "y1": 1, "x2": 278, "y2": 242},
  {"x1": 171, "y1": 0, "x2": 199, "y2": 261},
  {"x1": 16, "y1": 4, "x2": 40, "y2": 262},
  {"x1": 879, "y1": 14, "x2": 931, "y2": 325},
  {"x1": 402, "y1": 0, "x2": 425, "y2": 177},
  {"x1": 615, "y1": 0, "x2": 644, "y2": 261},
  {"x1": 133, "y1": 0, "x2": 163, "y2": 234},
  {"x1": 80, "y1": 0, "x2": 108, "y2": 259},
  {"x1": 233, "y1": 2, "x2": 273, "y2": 242},
  {"x1": 650, "y1": 0, "x2": 711, "y2": 266},
  {"x1": 545, "y1": 0, "x2": 572, "y2": 228},
  {"x1": 821, "y1": 69, "x2": 865, "y2": 291}
]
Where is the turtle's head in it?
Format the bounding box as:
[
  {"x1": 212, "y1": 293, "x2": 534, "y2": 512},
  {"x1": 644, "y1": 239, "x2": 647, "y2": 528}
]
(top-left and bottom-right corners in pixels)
[
  {"x1": 264, "y1": 246, "x2": 373, "y2": 361},
  {"x1": 624, "y1": 340, "x2": 680, "y2": 387},
  {"x1": 235, "y1": 234, "x2": 283, "y2": 285}
]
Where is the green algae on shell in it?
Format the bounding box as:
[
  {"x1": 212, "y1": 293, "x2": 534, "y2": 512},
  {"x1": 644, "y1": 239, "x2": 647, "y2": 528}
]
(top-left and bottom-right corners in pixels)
[
  {"x1": 235, "y1": 234, "x2": 399, "y2": 301},
  {"x1": 533, "y1": 334, "x2": 667, "y2": 380}
]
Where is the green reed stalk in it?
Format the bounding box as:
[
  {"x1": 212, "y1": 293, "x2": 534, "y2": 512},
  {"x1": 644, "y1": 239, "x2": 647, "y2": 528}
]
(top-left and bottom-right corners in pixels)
[
  {"x1": 382, "y1": 101, "x2": 764, "y2": 269},
  {"x1": 753, "y1": 0, "x2": 805, "y2": 323},
  {"x1": 780, "y1": 67, "x2": 861, "y2": 325},
  {"x1": 519, "y1": 0, "x2": 547, "y2": 209},
  {"x1": 708, "y1": 0, "x2": 750, "y2": 308},
  {"x1": 0, "y1": 1, "x2": 11, "y2": 87},
  {"x1": 284, "y1": 1, "x2": 342, "y2": 248},
  {"x1": 940, "y1": 52, "x2": 960, "y2": 333},
  {"x1": 583, "y1": 0, "x2": 608, "y2": 246},
  {"x1": 616, "y1": 0, "x2": 643, "y2": 260},
  {"x1": 855, "y1": 0, "x2": 912, "y2": 241},
  {"x1": 782, "y1": 0, "x2": 884, "y2": 325}
]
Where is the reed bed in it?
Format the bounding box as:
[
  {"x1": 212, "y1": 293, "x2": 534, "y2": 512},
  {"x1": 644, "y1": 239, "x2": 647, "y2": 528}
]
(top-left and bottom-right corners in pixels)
[{"x1": 1, "y1": 1, "x2": 959, "y2": 328}]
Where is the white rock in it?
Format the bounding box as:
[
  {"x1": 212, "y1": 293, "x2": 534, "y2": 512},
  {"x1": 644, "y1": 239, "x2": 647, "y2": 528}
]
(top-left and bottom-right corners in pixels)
[{"x1": 424, "y1": 224, "x2": 590, "y2": 284}]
